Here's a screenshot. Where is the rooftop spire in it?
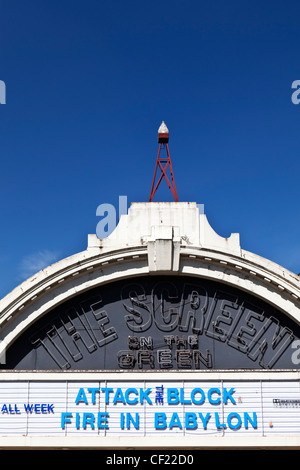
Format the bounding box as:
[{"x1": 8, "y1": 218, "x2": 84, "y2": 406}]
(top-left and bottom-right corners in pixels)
[{"x1": 149, "y1": 121, "x2": 178, "y2": 202}]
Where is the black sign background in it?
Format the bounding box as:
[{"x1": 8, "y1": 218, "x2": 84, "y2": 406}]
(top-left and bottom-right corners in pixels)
[{"x1": 3, "y1": 275, "x2": 300, "y2": 370}]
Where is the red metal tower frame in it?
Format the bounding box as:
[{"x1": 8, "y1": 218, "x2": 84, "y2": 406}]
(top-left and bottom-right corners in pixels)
[{"x1": 149, "y1": 122, "x2": 178, "y2": 202}]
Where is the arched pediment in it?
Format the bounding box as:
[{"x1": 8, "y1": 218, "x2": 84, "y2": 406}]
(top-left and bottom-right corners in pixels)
[
  {"x1": 3, "y1": 274, "x2": 300, "y2": 371},
  {"x1": 1, "y1": 202, "x2": 300, "y2": 370}
]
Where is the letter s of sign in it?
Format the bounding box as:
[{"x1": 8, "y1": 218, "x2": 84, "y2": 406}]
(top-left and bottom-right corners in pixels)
[
  {"x1": 291, "y1": 340, "x2": 300, "y2": 365},
  {"x1": 121, "y1": 283, "x2": 152, "y2": 332},
  {"x1": 152, "y1": 282, "x2": 180, "y2": 332},
  {"x1": 291, "y1": 80, "x2": 300, "y2": 105}
]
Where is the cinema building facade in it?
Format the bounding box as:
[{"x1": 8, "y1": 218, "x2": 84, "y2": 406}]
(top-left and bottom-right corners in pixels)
[{"x1": 0, "y1": 201, "x2": 300, "y2": 449}]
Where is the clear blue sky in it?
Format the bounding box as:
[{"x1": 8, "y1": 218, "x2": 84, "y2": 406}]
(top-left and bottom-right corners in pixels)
[{"x1": 0, "y1": 0, "x2": 300, "y2": 298}]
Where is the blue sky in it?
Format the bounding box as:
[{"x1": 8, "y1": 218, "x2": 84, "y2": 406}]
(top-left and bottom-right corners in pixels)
[{"x1": 0, "y1": 0, "x2": 300, "y2": 298}]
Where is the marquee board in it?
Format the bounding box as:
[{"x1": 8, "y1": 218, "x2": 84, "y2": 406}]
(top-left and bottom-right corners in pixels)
[
  {"x1": 3, "y1": 276, "x2": 300, "y2": 370},
  {"x1": 0, "y1": 377, "x2": 300, "y2": 439}
]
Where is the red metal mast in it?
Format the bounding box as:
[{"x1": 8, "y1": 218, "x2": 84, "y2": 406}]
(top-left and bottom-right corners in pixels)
[{"x1": 149, "y1": 121, "x2": 179, "y2": 202}]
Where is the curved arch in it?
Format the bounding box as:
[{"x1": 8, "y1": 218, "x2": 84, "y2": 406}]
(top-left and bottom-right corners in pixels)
[
  {"x1": 0, "y1": 243, "x2": 300, "y2": 358},
  {"x1": 1, "y1": 202, "x2": 300, "y2": 362}
]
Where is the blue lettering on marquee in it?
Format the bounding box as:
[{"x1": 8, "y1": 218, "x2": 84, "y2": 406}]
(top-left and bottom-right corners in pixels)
[
  {"x1": 59, "y1": 384, "x2": 258, "y2": 432},
  {"x1": 113, "y1": 388, "x2": 126, "y2": 404},
  {"x1": 1, "y1": 403, "x2": 54, "y2": 414},
  {"x1": 62, "y1": 411, "x2": 110, "y2": 430},
  {"x1": 169, "y1": 412, "x2": 182, "y2": 429},
  {"x1": 101, "y1": 387, "x2": 114, "y2": 404},
  {"x1": 208, "y1": 388, "x2": 221, "y2": 405},
  {"x1": 166, "y1": 387, "x2": 236, "y2": 405},
  {"x1": 227, "y1": 412, "x2": 242, "y2": 430},
  {"x1": 191, "y1": 388, "x2": 205, "y2": 405},
  {"x1": 215, "y1": 412, "x2": 226, "y2": 428},
  {"x1": 82, "y1": 412, "x2": 95, "y2": 429},
  {"x1": 139, "y1": 388, "x2": 152, "y2": 405},
  {"x1": 75, "y1": 388, "x2": 88, "y2": 405},
  {"x1": 87, "y1": 387, "x2": 100, "y2": 404},
  {"x1": 185, "y1": 412, "x2": 197, "y2": 429},
  {"x1": 61, "y1": 412, "x2": 73, "y2": 429},
  {"x1": 125, "y1": 388, "x2": 139, "y2": 405},
  {"x1": 223, "y1": 388, "x2": 236, "y2": 404},
  {"x1": 198, "y1": 412, "x2": 211, "y2": 429},
  {"x1": 244, "y1": 412, "x2": 257, "y2": 429},
  {"x1": 1, "y1": 404, "x2": 21, "y2": 414},
  {"x1": 153, "y1": 411, "x2": 257, "y2": 431},
  {"x1": 120, "y1": 412, "x2": 139, "y2": 429},
  {"x1": 155, "y1": 412, "x2": 167, "y2": 429}
]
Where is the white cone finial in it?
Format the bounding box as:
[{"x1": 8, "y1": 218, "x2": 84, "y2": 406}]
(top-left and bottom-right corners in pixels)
[{"x1": 158, "y1": 121, "x2": 169, "y2": 134}]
